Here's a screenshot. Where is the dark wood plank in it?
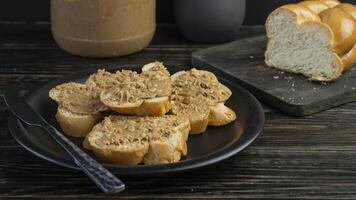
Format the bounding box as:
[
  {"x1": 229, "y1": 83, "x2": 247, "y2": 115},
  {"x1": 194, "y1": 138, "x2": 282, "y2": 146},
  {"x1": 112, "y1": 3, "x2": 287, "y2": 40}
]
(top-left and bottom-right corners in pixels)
[
  {"x1": 192, "y1": 35, "x2": 356, "y2": 116},
  {"x1": 1, "y1": 102, "x2": 356, "y2": 199},
  {"x1": 0, "y1": 22, "x2": 264, "y2": 47},
  {"x1": 1, "y1": 23, "x2": 356, "y2": 199}
]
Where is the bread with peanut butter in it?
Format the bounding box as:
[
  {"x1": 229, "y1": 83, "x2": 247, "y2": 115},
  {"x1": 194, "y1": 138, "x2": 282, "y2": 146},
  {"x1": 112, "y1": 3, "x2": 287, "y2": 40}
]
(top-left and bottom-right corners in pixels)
[
  {"x1": 86, "y1": 62, "x2": 171, "y2": 116},
  {"x1": 83, "y1": 115, "x2": 190, "y2": 165},
  {"x1": 170, "y1": 69, "x2": 236, "y2": 134},
  {"x1": 265, "y1": 0, "x2": 356, "y2": 82},
  {"x1": 50, "y1": 62, "x2": 171, "y2": 136},
  {"x1": 49, "y1": 82, "x2": 107, "y2": 137}
]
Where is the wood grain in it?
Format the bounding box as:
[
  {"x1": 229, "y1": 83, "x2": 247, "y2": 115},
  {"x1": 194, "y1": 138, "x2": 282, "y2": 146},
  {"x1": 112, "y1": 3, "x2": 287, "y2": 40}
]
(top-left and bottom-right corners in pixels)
[{"x1": 1, "y1": 23, "x2": 356, "y2": 199}]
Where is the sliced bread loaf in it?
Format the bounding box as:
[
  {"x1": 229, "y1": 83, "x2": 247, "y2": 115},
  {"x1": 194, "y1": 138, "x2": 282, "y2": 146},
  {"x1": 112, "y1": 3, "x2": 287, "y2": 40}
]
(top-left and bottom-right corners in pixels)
[
  {"x1": 83, "y1": 115, "x2": 190, "y2": 165},
  {"x1": 265, "y1": 0, "x2": 356, "y2": 82},
  {"x1": 170, "y1": 69, "x2": 236, "y2": 134}
]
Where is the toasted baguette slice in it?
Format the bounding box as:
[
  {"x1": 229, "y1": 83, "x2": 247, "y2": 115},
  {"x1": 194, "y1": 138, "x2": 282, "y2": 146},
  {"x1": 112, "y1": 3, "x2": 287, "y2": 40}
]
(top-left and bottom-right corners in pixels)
[
  {"x1": 49, "y1": 82, "x2": 107, "y2": 137},
  {"x1": 170, "y1": 69, "x2": 236, "y2": 134},
  {"x1": 84, "y1": 115, "x2": 190, "y2": 165},
  {"x1": 86, "y1": 62, "x2": 172, "y2": 116}
]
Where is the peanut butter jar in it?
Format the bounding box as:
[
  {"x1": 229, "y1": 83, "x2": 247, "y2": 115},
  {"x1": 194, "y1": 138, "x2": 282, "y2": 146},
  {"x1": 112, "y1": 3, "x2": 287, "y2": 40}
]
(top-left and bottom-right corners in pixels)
[{"x1": 51, "y1": 0, "x2": 156, "y2": 58}]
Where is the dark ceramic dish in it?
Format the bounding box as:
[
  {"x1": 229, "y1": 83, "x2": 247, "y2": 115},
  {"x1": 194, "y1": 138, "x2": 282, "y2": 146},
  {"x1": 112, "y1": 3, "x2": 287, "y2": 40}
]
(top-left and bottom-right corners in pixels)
[
  {"x1": 175, "y1": 0, "x2": 246, "y2": 43},
  {"x1": 8, "y1": 65, "x2": 264, "y2": 176}
]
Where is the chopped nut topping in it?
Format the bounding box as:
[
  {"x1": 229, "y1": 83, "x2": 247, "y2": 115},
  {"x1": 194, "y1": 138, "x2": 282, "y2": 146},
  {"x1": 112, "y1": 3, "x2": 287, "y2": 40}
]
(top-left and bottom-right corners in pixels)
[
  {"x1": 87, "y1": 66, "x2": 171, "y2": 106},
  {"x1": 171, "y1": 69, "x2": 232, "y2": 120},
  {"x1": 53, "y1": 82, "x2": 107, "y2": 114},
  {"x1": 91, "y1": 115, "x2": 188, "y2": 147}
]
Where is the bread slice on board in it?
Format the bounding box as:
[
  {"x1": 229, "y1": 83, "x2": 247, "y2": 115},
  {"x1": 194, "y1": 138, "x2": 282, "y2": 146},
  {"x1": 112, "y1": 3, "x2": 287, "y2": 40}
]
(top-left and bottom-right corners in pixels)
[
  {"x1": 170, "y1": 69, "x2": 236, "y2": 134},
  {"x1": 83, "y1": 115, "x2": 190, "y2": 165},
  {"x1": 49, "y1": 82, "x2": 107, "y2": 137},
  {"x1": 265, "y1": 0, "x2": 356, "y2": 82},
  {"x1": 86, "y1": 62, "x2": 172, "y2": 116}
]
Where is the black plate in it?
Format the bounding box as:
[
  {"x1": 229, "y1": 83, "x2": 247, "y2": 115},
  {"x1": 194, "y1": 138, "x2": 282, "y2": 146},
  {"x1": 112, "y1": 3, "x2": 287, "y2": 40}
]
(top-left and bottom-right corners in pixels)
[{"x1": 8, "y1": 66, "x2": 265, "y2": 176}]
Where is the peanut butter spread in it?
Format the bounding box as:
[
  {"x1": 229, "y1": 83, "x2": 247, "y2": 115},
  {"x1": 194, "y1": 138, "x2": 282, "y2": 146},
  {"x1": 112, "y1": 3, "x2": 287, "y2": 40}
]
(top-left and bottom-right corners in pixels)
[
  {"x1": 54, "y1": 82, "x2": 107, "y2": 114},
  {"x1": 171, "y1": 96, "x2": 210, "y2": 120},
  {"x1": 91, "y1": 115, "x2": 187, "y2": 148},
  {"x1": 86, "y1": 69, "x2": 119, "y2": 90},
  {"x1": 89, "y1": 65, "x2": 171, "y2": 106},
  {"x1": 172, "y1": 69, "x2": 231, "y2": 105}
]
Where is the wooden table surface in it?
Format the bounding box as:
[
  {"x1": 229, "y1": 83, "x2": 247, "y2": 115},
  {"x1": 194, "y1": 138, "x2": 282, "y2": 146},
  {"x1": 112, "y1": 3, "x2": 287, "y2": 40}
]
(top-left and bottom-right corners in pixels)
[{"x1": 1, "y1": 22, "x2": 356, "y2": 199}]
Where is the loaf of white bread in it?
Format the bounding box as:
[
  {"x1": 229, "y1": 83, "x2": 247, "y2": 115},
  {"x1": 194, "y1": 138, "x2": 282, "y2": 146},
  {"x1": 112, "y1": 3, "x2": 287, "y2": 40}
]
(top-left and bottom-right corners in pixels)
[{"x1": 265, "y1": 0, "x2": 356, "y2": 81}]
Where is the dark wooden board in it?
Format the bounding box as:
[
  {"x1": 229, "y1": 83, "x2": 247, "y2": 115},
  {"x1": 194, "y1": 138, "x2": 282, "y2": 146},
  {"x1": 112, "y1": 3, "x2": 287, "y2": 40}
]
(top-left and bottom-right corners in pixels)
[{"x1": 192, "y1": 35, "x2": 356, "y2": 116}]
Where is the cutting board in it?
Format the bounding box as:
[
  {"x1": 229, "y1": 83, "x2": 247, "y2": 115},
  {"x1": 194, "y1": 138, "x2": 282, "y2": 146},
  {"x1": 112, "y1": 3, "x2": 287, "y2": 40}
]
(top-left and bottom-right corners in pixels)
[{"x1": 191, "y1": 35, "x2": 356, "y2": 116}]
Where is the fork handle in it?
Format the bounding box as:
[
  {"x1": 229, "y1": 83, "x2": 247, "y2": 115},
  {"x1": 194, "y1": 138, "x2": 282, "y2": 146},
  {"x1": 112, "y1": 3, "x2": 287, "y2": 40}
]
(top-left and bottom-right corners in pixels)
[{"x1": 42, "y1": 124, "x2": 125, "y2": 194}]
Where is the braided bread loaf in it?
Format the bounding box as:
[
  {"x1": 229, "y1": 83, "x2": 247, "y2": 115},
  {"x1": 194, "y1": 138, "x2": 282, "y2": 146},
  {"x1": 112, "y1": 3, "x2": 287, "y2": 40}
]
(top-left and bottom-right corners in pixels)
[{"x1": 265, "y1": 0, "x2": 356, "y2": 81}]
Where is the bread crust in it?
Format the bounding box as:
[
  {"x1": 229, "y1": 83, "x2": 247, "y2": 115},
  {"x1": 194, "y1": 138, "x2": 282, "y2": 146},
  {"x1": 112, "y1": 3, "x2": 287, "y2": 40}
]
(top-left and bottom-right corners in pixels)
[
  {"x1": 189, "y1": 108, "x2": 210, "y2": 135},
  {"x1": 84, "y1": 115, "x2": 191, "y2": 165},
  {"x1": 209, "y1": 103, "x2": 237, "y2": 126},
  {"x1": 101, "y1": 95, "x2": 171, "y2": 117},
  {"x1": 56, "y1": 106, "x2": 103, "y2": 137},
  {"x1": 143, "y1": 116, "x2": 190, "y2": 164},
  {"x1": 49, "y1": 82, "x2": 107, "y2": 137},
  {"x1": 265, "y1": 1, "x2": 356, "y2": 82}
]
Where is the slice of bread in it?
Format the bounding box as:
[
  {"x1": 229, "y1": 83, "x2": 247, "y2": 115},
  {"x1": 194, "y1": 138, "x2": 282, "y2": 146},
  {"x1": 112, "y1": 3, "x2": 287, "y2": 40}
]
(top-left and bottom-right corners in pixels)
[
  {"x1": 56, "y1": 106, "x2": 103, "y2": 137},
  {"x1": 265, "y1": 1, "x2": 356, "y2": 82},
  {"x1": 87, "y1": 62, "x2": 172, "y2": 116},
  {"x1": 83, "y1": 115, "x2": 190, "y2": 165},
  {"x1": 49, "y1": 82, "x2": 107, "y2": 137},
  {"x1": 170, "y1": 68, "x2": 236, "y2": 134}
]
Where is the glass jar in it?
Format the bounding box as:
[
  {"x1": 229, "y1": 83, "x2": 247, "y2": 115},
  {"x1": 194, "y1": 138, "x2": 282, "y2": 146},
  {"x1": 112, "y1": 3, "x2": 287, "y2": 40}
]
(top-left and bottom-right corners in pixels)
[{"x1": 51, "y1": 0, "x2": 156, "y2": 58}]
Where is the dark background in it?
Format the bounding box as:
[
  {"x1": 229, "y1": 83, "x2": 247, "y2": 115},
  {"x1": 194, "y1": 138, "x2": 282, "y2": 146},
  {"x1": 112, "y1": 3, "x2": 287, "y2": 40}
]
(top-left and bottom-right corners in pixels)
[{"x1": 1, "y1": 0, "x2": 355, "y2": 24}]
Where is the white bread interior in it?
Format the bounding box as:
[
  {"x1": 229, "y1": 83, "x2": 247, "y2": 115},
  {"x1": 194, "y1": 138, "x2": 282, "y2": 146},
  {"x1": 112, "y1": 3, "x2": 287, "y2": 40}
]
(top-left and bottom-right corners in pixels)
[
  {"x1": 265, "y1": 1, "x2": 356, "y2": 82},
  {"x1": 265, "y1": 10, "x2": 342, "y2": 81},
  {"x1": 56, "y1": 106, "x2": 103, "y2": 137}
]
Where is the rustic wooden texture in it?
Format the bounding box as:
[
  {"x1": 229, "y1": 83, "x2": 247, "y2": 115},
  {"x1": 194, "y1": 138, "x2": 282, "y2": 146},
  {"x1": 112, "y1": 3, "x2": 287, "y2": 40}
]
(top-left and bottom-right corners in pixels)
[
  {"x1": 192, "y1": 35, "x2": 356, "y2": 116},
  {"x1": 1, "y1": 22, "x2": 356, "y2": 199}
]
